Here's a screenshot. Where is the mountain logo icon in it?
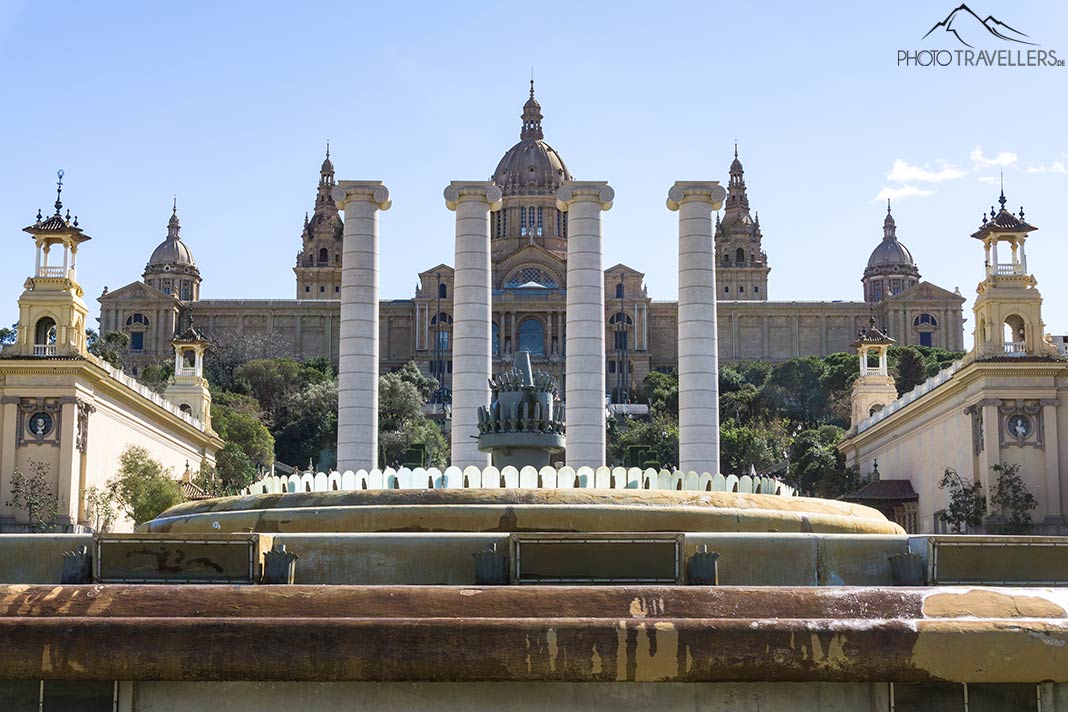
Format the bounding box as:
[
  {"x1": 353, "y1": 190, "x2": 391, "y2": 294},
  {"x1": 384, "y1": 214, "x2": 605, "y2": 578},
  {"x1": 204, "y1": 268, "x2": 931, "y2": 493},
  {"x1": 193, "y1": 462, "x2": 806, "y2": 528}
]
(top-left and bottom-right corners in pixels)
[{"x1": 922, "y1": 4, "x2": 1037, "y2": 48}]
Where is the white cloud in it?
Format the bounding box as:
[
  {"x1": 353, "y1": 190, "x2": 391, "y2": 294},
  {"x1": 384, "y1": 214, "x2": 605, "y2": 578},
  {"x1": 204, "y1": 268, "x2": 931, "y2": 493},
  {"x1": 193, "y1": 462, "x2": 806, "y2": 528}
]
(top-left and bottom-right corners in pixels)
[
  {"x1": 887, "y1": 159, "x2": 965, "y2": 183},
  {"x1": 970, "y1": 145, "x2": 1017, "y2": 168},
  {"x1": 977, "y1": 176, "x2": 1000, "y2": 185},
  {"x1": 1026, "y1": 161, "x2": 1067, "y2": 174},
  {"x1": 874, "y1": 185, "x2": 933, "y2": 201}
]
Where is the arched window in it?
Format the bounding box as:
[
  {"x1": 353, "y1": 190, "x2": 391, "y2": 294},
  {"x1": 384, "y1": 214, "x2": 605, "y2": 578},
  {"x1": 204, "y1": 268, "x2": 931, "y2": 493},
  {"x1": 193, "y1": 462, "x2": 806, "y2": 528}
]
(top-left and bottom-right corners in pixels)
[
  {"x1": 179, "y1": 403, "x2": 193, "y2": 415},
  {"x1": 504, "y1": 267, "x2": 558, "y2": 289},
  {"x1": 722, "y1": 253, "x2": 730, "y2": 266},
  {"x1": 318, "y1": 248, "x2": 329, "y2": 264},
  {"x1": 438, "y1": 283, "x2": 447, "y2": 299},
  {"x1": 430, "y1": 312, "x2": 453, "y2": 326},
  {"x1": 125, "y1": 313, "x2": 150, "y2": 326},
  {"x1": 608, "y1": 312, "x2": 633, "y2": 325},
  {"x1": 182, "y1": 349, "x2": 196, "y2": 368},
  {"x1": 34, "y1": 317, "x2": 56, "y2": 346},
  {"x1": 517, "y1": 318, "x2": 545, "y2": 355},
  {"x1": 1004, "y1": 314, "x2": 1026, "y2": 352},
  {"x1": 615, "y1": 282, "x2": 625, "y2": 299},
  {"x1": 913, "y1": 313, "x2": 938, "y2": 327},
  {"x1": 735, "y1": 247, "x2": 745, "y2": 265}
]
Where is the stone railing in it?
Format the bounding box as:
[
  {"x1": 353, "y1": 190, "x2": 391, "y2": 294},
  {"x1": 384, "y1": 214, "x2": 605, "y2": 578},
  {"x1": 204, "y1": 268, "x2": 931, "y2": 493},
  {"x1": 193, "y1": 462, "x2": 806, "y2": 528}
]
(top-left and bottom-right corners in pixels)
[
  {"x1": 243, "y1": 465, "x2": 796, "y2": 497},
  {"x1": 1003, "y1": 341, "x2": 1027, "y2": 355},
  {"x1": 857, "y1": 360, "x2": 963, "y2": 434},
  {"x1": 97, "y1": 360, "x2": 204, "y2": 430}
]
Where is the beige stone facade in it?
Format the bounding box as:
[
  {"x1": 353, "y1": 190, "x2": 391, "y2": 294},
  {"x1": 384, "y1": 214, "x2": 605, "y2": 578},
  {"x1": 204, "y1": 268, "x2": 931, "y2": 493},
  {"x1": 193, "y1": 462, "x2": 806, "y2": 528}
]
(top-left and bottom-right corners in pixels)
[
  {"x1": 838, "y1": 193, "x2": 1068, "y2": 534},
  {"x1": 1, "y1": 189, "x2": 222, "y2": 532},
  {"x1": 98, "y1": 87, "x2": 965, "y2": 396}
]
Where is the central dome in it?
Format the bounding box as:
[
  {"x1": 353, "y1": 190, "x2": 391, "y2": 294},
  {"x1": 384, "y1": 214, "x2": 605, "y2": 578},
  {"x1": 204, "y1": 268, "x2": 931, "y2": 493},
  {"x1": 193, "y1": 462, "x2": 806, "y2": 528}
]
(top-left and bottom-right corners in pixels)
[
  {"x1": 148, "y1": 204, "x2": 197, "y2": 268},
  {"x1": 492, "y1": 83, "x2": 571, "y2": 196}
]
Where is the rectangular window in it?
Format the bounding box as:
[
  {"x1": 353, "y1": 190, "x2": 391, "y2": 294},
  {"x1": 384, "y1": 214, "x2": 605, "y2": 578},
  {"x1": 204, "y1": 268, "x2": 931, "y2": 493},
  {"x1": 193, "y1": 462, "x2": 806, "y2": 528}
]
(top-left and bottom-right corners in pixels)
[
  {"x1": 520, "y1": 207, "x2": 527, "y2": 236},
  {"x1": 614, "y1": 331, "x2": 628, "y2": 350},
  {"x1": 608, "y1": 360, "x2": 617, "y2": 374},
  {"x1": 162, "y1": 279, "x2": 172, "y2": 295},
  {"x1": 536, "y1": 207, "x2": 543, "y2": 236},
  {"x1": 724, "y1": 285, "x2": 729, "y2": 293},
  {"x1": 180, "y1": 280, "x2": 191, "y2": 301},
  {"x1": 754, "y1": 285, "x2": 760, "y2": 293},
  {"x1": 130, "y1": 332, "x2": 144, "y2": 351}
]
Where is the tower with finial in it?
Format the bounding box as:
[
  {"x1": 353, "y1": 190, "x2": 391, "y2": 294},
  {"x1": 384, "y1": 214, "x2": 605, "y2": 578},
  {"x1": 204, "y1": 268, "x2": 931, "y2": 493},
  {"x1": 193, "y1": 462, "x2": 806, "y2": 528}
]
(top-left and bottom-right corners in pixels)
[
  {"x1": 13, "y1": 171, "x2": 92, "y2": 358},
  {"x1": 862, "y1": 200, "x2": 921, "y2": 304},
  {"x1": 714, "y1": 144, "x2": 770, "y2": 300},
  {"x1": 848, "y1": 314, "x2": 898, "y2": 430},
  {"x1": 164, "y1": 321, "x2": 215, "y2": 431},
  {"x1": 295, "y1": 142, "x2": 344, "y2": 299},
  {"x1": 144, "y1": 197, "x2": 201, "y2": 302},
  {"x1": 970, "y1": 186, "x2": 1057, "y2": 359}
]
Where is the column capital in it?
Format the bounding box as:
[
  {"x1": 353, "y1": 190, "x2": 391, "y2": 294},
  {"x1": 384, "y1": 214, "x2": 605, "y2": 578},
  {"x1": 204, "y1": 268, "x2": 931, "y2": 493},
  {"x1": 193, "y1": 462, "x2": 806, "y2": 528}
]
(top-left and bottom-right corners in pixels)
[
  {"x1": 666, "y1": 181, "x2": 727, "y2": 211},
  {"x1": 556, "y1": 181, "x2": 614, "y2": 212},
  {"x1": 443, "y1": 181, "x2": 503, "y2": 212},
  {"x1": 332, "y1": 181, "x2": 391, "y2": 211}
]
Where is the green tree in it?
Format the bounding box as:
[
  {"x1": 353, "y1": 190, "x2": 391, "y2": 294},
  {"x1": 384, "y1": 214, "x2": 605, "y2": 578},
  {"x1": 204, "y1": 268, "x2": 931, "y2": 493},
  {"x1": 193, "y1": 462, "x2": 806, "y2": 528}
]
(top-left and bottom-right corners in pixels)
[
  {"x1": 0, "y1": 323, "x2": 17, "y2": 347},
  {"x1": 233, "y1": 358, "x2": 303, "y2": 419},
  {"x1": 937, "y1": 468, "x2": 986, "y2": 532},
  {"x1": 893, "y1": 346, "x2": 927, "y2": 396},
  {"x1": 212, "y1": 396, "x2": 275, "y2": 468},
  {"x1": 788, "y1": 425, "x2": 845, "y2": 493},
  {"x1": 86, "y1": 329, "x2": 130, "y2": 368},
  {"x1": 215, "y1": 444, "x2": 258, "y2": 494},
  {"x1": 990, "y1": 462, "x2": 1037, "y2": 534},
  {"x1": 139, "y1": 359, "x2": 174, "y2": 393},
  {"x1": 274, "y1": 379, "x2": 339, "y2": 467},
  {"x1": 819, "y1": 352, "x2": 859, "y2": 427},
  {"x1": 377, "y1": 368, "x2": 448, "y2": 468},
  {"x1": 720, "y1": 418, "x2": 783, "y2": 476},
  {"x1": 763, "y1": 357, "x2": 829, "y2": 428},
  {"x1": 607, "y1": 414, "x2": 679, "y2": 469},
  {"x1": 396, "y1": 360, "x2": 439, "y2": 401},
  {"x1": 641, "y1": 371, "x2": 679, "y2": 419},
  {"x1": 108, "y1": 446, "x2": 183, "y2": 525},
  {"x1": 84, "y1": 486, "x2": 117, "y2": 533},
  {"x1": 5, "y1": 459, "x2": 59, "y2": 532}
]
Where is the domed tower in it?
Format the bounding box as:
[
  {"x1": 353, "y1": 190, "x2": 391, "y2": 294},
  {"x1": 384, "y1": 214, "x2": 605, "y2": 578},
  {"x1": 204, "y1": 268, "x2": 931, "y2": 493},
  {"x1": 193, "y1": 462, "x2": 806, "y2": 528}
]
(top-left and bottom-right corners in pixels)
[
  {"x1": 295, "y1": 145, "x2": 344, "y2": 299},
  {"x1": 863, "y1": 201, "x2": 920, "y2": 303},
  {"x1": 714, "y1": 145, "x2": 770, "y2": 300},
  {"x1": 143, "y1": 199, "x2": 201, "y2": 302},
  {"x1": 490, "y1": 82, "x2": 572, "y2": 264}
]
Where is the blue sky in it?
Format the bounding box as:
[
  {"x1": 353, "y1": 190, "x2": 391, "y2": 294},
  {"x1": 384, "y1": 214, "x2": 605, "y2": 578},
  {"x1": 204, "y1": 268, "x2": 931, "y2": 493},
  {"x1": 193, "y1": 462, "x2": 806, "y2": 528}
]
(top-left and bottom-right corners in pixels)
[{"x1": 1, "y1": 1, "x2": 1066, "y2": 346}]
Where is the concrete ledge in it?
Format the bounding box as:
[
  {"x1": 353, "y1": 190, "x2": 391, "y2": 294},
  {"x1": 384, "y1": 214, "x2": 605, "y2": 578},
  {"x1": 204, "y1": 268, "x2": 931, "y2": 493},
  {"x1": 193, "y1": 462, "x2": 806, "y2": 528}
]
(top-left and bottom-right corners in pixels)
[{"x1": 0, "y1": 585, "x2": 1065, "y2": 683}]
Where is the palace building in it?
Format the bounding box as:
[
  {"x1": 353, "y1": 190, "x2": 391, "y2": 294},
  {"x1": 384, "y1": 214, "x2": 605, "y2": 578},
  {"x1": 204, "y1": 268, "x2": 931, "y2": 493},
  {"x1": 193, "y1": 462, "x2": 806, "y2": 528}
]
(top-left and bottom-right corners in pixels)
[
  {"x1": 0, "y1": 180, "x2": 222, "y2": 533},
  {"x1": 98, "y1": 85, "x2": 965, "y2": 396},
  {"x1": 839, "y1": 190, "x2": 1068, "y2": 535}
]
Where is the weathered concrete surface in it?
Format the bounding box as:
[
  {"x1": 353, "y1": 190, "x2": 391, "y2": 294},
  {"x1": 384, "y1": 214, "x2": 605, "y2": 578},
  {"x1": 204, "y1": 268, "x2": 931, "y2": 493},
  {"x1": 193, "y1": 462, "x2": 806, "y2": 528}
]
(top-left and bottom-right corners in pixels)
[
  {"x1": 0, "y1": 585, "x2": 1066, "y2": 683},
  {"x1": 0, "y1": 534, "x2": 92, "y2": 584},
  {"x1": 684, "y1": 534, "x2": 907, "y2": 586},
  {"x1": 123, "y1": 681, "x2": 892, "y2": 712},
  {"x1": 144, "y1": 489, "x2": 903, "y2": 535}
]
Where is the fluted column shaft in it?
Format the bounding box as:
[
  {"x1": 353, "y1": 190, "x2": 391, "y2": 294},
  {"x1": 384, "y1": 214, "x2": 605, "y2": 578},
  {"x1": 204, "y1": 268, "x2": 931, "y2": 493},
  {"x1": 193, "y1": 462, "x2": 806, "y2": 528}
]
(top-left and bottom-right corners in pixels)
[
  {"x1": 333, "y1": 181, "x2": 391, "y2": 471},
  {"x1": 668, "y1": 181, "x2": 726, "y2": 474},
  {"x1": 445, "y1": 182, "x2": 502, "y2": 468},
  {"x1": 558, "y1": 181, "x2": 614, "y2": 469}
]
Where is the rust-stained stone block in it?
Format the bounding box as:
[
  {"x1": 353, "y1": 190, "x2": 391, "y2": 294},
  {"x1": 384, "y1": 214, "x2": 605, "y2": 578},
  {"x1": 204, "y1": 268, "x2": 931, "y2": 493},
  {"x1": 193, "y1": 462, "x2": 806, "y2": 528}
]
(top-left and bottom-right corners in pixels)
[
  {"x1": 930, "y1": 536, "x2": 1068, "y2": 585},
  {"x1": 685, "y1": 535, "x2": 819, "y2": 586},
  {"x1": 816, "y1": 535, "x2": 908, "y2": 586}
]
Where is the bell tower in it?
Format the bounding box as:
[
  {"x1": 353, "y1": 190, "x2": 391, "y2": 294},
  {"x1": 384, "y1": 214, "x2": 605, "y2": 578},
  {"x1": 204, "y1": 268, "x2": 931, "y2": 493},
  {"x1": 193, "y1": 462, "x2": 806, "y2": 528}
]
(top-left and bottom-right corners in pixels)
[
  {"x1": 849, "y1": 317, "x2": 898, "y2": 429},
  {"x1": 970, "y1": 188, "x2": 1057, "y2": 360},
  {"x1": 164, "y1": 324, "x2": 214, "y2": 431},
  {"x1": 14, "y1": 171, "x2": 91, "y2": 359}
]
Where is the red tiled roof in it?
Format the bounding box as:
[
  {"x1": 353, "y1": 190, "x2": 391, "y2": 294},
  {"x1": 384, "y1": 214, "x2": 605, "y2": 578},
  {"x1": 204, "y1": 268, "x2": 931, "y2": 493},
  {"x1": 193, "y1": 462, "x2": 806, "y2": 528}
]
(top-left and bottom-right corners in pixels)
[{"x1": 842, "y1": 479, "x2": 917, "y2": 502}]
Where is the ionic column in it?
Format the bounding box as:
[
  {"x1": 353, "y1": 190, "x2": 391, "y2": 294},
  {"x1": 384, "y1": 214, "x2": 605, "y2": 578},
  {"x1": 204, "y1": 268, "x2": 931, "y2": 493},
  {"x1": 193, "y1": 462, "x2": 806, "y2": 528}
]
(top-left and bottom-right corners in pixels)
[
  {"x1": 444, "y1": 181, "x2": 502, "y2": 469},
  {"x1": 332, "y1": 181, "x2": 391, "y2": 472},
  {"x1": 668, "y1": 181, "x2": 727, "y2": 475},
  {"x1": 557, "y1": 181, "x2": 614, "y2": 468}
]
